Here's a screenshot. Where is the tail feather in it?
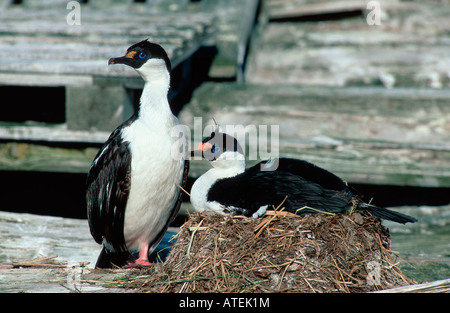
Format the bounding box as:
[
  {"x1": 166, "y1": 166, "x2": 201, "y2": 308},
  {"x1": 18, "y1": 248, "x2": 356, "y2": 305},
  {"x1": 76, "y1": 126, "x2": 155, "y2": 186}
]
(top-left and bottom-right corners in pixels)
[{"x1": 359, "y1": 203, "x2": 417, "y2": 224}]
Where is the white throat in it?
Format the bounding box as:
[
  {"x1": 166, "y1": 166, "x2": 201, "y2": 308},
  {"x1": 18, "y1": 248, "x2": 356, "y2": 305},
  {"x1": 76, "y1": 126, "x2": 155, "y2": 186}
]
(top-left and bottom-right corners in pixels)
[
  {"x1": 136, "y1": 58, "x2": 170, "y2": 84},
  {"x1": 135, "y1": 59, "x2": 172, "y2": 123}
]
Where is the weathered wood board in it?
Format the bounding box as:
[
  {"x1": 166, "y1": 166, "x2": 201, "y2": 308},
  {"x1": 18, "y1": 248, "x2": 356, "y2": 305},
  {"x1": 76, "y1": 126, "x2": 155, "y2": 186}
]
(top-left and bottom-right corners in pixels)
[
  {"x1": 0, "y1": 0, "x2": 261, "y2": 84},
  {"x1": 0, "y1": 204, "x2": 448, "y2": 292},
  {"x1": 0, "y1": 211, "x2": 180, "y2": 292},
  {"x1": 264, "y1": 0, "x2": 367, "y2": 21},
  {"x1": 0, "y1": 6, "x2": 214, "y2": 84},
  {"x1": 2, "y1": 82, "x2": 448, "y2": 187},
  {"x1": 0, "y1": 141, "x2": 99, "y2": 173},
  {"x1": 0, "y1": 124, "x2": 109, "y2": 143},
  {"x1": 374, "y1": 278, "x2": 450, "y2": 293},
  {"x1": 0, "y1": 211, "x2": 100, "y2": 266},
  {"x1": 0, "y1": 263, "x2": 134, "y2": 293},
  {"x1": 0, "y1": 2, "x2": 215, "y2": 136},
  {"x1": 247, "y1": 0, "x2": 450, "y2": 88},
  {"x1": 180, "y1": 83, "x2": 450, "y2": 187},
  {"x1": 198, "y1": 0, "x2": 260, "y2": 80},
  {"x1": 0, "y1": 0, "x2": 260, "y2": 145}
]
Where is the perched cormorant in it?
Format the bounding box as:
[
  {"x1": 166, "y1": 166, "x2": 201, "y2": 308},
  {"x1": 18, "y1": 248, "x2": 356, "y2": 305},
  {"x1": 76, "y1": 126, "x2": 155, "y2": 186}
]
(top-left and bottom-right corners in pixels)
[{"x1": 86, "y1": 40, "x2": 189, "y2": 268}]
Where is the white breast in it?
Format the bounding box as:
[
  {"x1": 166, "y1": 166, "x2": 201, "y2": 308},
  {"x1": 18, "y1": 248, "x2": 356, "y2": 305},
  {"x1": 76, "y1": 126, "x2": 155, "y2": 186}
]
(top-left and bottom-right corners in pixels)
[
  {"x1": 190, "y1": 172, "x2": 268, "y2": 219},
  {"x1": 121, "y1": 118, "x2": 186, "y2": 252},
  {"x1": 190, "y1": 166, "x2": 242, "y2": 215},
  {"x1": 190, "y1": 169, "x2": 216, "y2": 213}
]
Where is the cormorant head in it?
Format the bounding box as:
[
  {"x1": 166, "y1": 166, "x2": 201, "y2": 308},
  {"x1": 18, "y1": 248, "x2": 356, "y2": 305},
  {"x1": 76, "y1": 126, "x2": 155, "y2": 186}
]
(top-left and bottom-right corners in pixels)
[
  {"x1": 108, "y1": 39, "x2": 171, "y2": 82},
  {"x1": 192, "y1": 131, "x2": 245, "y2": 171}
]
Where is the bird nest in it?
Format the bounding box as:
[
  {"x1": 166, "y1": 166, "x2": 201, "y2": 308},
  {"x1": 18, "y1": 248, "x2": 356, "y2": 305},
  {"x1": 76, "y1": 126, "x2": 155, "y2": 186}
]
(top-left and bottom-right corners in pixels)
[{"x1": 121, "y1": 210, "x2": 415, "y2": 293}]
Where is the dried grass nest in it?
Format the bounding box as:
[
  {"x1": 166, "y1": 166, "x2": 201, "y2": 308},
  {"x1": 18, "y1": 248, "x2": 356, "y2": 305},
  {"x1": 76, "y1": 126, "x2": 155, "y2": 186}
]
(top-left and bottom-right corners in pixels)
[{"x1": 124, "y1": 210, "x2": 415, "y2": 293}]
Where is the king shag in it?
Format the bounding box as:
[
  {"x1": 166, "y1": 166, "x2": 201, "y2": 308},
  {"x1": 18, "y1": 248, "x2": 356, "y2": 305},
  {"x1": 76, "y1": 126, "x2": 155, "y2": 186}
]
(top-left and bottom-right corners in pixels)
[
  {"x1": 190, "y1": 131, "x2": 417, "y2": 224},
  {"x1": 86, "y1": 40, "x2": 189, "y2": 268}
]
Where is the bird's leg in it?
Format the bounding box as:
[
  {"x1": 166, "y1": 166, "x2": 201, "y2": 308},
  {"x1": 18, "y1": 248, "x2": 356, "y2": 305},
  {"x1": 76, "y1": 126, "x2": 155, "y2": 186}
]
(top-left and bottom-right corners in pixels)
[{"x1": 124, "y1": 246, "x2": 153, "y2": 268}]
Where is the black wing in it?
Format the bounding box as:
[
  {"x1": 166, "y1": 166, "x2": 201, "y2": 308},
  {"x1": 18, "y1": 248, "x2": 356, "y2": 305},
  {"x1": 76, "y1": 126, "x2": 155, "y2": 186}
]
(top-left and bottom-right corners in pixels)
[
  {"x1": 86, "y1": 119, "x2": 134, "y2": 256},
  {"x1": 209, "y1": 160, "x2": 417, "y2": 223},
  {"x1": 261, "y1": 158, "x2": 351, "y2": 192},
  {"x1": 208, "y1": 164, "x2": 352, "y2": 217}
]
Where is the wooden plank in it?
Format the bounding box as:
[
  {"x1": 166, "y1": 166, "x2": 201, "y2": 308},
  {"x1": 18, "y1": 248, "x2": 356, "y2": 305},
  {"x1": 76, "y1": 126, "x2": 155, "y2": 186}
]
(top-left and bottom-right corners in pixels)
[
  {"x1": 279, "y1": 140, "x2": 450, "y2": 188},
  {"x1": 247, "y1": 1, "x2": 450, "y2": 87},
  {"x1": 3, "y1": 0, "x2": 195, "y2": 14},
  {"x1": 180, "y1": 83, "x2": 450, "y2": 187},
  {"x1": 0, "y1": 142, "x2": 99, "y2": 173},
  {"x1": 2, "y1": 83, "x2": 449, "y2": 187},
  {"x1": 0, "y1": 211, "x2": 181, "y2": 292},
  {"x1": 0, "y1": 73, "x2": 94, "y2": 87},
  {"x1": 184, "y1": 83, "x2": 450, "y2": 146},
  {"x1": 187, "y1": 137, "x2": 450, "y2": 187},
  {"x1": 0, "y1": 263, "x2": 134, "y2": 293},
  {"x1": 0, "y1": 7, "x2": 214, "y2": 85},
  {"x1": 374, "y1": 278, "x2": 450, "y2": 293},
  {"x1": 265, "y1": 0, "x2": 367, "y2": 21},
  {"x1": 200, "y1": 0, "x2": 260, "y2": 79},
  {"x1": 0, "y1": 124, "x2": 109, "y2": 143},
  {"x1": 66, "y1": 85, "x2": 131, "y2": 132},
  {"x1": 0, "y1": 204, "x2": 447, "y2": 292},
  {"x1": 236, "y1": 0, "x2": 261, "y2": 82},
  {"x1": 0, "y1": 4, "x2": 215, "y2": 138},
  {"x1": 247, "y1": 43, "x2": 450, "y2": 88},
  {"x1": 0, "y1": 211, "x2": 99, "y2": 265},
  {"x1": 0, "y1": 211, "x2": 125, "y2": 292}
]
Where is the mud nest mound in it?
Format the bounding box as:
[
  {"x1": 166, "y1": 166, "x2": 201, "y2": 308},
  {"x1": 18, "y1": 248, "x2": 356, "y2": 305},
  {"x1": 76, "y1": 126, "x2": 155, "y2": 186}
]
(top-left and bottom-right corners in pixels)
[{"x1": 126, "y1": 211, "x2": 415, "y2": 293}]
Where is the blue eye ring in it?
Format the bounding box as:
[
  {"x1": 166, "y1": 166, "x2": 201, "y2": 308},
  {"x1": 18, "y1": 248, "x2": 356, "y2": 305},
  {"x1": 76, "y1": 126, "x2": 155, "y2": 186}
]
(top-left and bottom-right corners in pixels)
[
  {"x1": 138, "y1": 52, "x2": 147, "y2": 59},
  {"x1": 212, "y1": 146, "x2": 221, "y2": 153}
]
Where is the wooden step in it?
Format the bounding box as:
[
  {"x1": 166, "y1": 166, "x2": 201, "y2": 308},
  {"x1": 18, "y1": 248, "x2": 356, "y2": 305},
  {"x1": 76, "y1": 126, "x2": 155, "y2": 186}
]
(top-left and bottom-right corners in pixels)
[
  {"x1": 0, "y1": 9, "x2": 214, "y2": 83},
  {"x1": 0, "y1": 4, "x2": 214, "y2": 136},
  {"x1": 180, "y1": 83, "x2": 450, "y2": 187},
  {"x1": 247, "y1": 0, "x2": 450, "y2": 88},
  {"x1": 0, "y1": 0, "x2": 261, "y2": 174},
  {"x1": 1, "y1": 204, "x2": 448, "y2": 292},
  {"x1": 0, "y1": 211, "x2": 180, "y2": 292}
]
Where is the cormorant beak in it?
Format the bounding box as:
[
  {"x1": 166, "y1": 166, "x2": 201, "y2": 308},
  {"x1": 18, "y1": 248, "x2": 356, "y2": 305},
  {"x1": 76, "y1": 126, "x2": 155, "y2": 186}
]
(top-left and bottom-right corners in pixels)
[
  {"x1": 108, "y1": 50, "x2": 138, "y2": 66},
  {"x1": 190, "y1": 142, "x2": 215, "y2": 161}
]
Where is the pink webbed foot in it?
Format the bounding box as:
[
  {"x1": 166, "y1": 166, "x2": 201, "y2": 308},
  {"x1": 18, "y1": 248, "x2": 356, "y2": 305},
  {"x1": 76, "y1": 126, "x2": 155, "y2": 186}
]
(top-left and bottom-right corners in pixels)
[
  {"x1": 123, "y1": 246, "x2": 154, "y2": 268},
  {"x1": 123, "y1": 259, "x2": 153, "y2": 268}
]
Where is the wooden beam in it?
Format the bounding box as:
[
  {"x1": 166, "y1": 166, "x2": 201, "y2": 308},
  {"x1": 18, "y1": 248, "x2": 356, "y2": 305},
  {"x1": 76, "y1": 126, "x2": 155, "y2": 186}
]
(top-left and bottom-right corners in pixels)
[
  {"x1": 180, "y1": 83, "x2": 450, "y2": 187},
  {"x1": 247, "y1": 1, "x2": 450, "y2": 88},
  {"x1": 374, "y1": 278, "x2": 450, "y2": 293},
  {"x1": 0, "y1": 142, "x2": 98, "y2": 173}
]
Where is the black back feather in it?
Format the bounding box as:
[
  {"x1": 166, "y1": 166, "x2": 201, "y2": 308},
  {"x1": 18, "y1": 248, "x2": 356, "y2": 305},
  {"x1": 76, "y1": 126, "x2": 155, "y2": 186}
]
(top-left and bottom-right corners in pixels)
[
  {"x1": 207, "y1": 158, "x2": 417, "y2": 224},
  {"x1": 86, "y1": 116, "x2": 136, "y2": 268}
]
